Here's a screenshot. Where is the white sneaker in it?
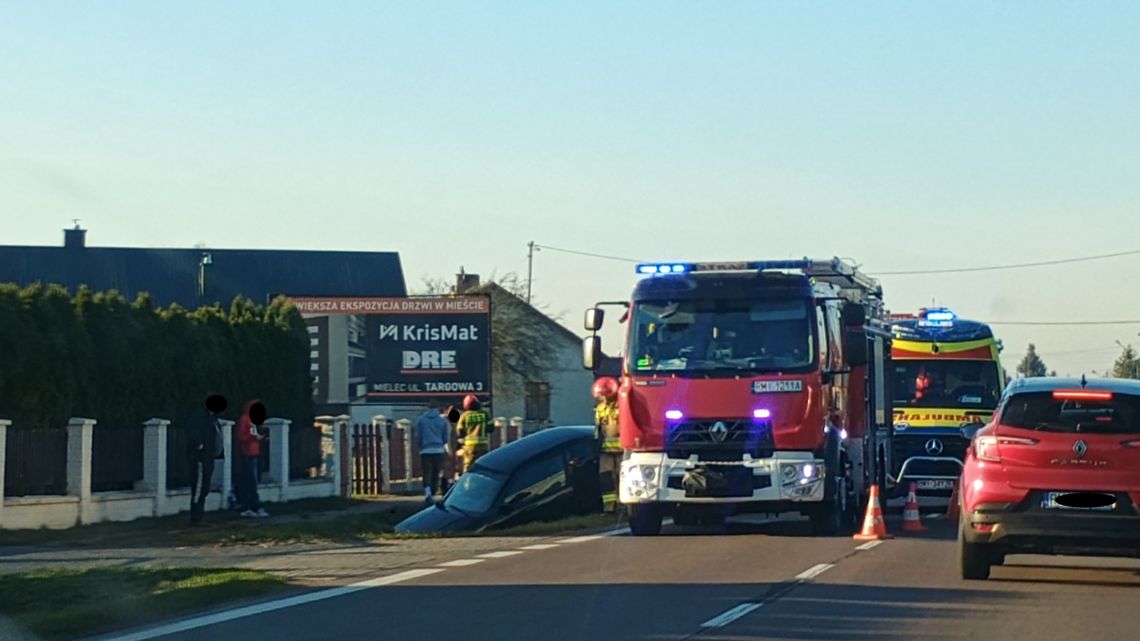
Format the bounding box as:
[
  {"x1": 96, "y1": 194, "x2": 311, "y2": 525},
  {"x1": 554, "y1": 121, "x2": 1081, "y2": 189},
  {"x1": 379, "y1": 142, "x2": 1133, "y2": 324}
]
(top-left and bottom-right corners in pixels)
[
  {"x1": 255, "y1": 509, "x2": 270, "y2": 518},
  {"x1": 240, "y1": 510, "x2": 257, "y2": 518}
]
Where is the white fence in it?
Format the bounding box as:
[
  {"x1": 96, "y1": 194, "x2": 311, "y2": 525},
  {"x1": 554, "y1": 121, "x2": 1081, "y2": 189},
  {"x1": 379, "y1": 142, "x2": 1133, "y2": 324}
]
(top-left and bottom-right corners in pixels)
[{"x1": 0, "y1": 416, "x2": 348, "y2": 530}]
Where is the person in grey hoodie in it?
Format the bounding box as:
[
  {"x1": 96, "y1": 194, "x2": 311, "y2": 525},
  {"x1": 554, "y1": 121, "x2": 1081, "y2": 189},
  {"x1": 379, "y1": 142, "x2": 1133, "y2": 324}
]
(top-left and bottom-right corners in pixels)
[{"x1": 415, "y1": 399, "x2": 451, "y2": 503}]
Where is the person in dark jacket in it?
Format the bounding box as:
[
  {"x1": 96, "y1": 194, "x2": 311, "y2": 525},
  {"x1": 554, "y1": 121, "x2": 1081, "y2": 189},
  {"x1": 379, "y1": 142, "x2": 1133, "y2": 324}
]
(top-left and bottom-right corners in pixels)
[{"x1": 187, "y1": 393, "x2": 227, "y2": 524}]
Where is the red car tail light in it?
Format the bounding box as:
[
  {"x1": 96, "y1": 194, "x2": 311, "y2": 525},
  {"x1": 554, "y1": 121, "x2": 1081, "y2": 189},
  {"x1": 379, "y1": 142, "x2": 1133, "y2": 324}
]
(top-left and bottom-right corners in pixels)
[
  {"x1": 975, "y1": 435, "x2": 1038, "y2": 462},
  {"x1": 1053, "y1": 390, "x2": 1113, "y2": 401}
]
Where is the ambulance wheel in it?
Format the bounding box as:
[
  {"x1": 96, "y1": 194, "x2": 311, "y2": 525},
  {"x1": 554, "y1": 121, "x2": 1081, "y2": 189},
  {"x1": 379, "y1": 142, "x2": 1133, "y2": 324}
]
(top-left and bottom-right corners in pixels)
[{"x1": 629, "y1": 504, "x2": 663, "y2": 536}]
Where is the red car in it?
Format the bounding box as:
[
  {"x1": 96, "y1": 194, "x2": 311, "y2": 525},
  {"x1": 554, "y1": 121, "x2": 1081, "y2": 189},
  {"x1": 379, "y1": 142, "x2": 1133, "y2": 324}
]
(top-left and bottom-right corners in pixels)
[{"x1": 958, "y1": 377, "x2": 1140, "y2": 580}]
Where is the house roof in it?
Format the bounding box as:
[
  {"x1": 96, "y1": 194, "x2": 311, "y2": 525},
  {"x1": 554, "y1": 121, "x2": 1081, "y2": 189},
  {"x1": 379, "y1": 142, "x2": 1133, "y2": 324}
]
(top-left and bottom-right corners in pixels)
[
  {"x1": 0, "y1": 243, "x2": 406, "y2": 307},
  {"x1": 472, "y1": 281, "x2": 584, "y2": 345}
]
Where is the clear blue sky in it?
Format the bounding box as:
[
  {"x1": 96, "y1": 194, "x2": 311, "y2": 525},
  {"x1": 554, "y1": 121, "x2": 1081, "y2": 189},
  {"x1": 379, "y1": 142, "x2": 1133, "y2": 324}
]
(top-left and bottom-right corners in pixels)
[{"x1": 3, "y1": 2, "x2": 1140, "y2": 375}]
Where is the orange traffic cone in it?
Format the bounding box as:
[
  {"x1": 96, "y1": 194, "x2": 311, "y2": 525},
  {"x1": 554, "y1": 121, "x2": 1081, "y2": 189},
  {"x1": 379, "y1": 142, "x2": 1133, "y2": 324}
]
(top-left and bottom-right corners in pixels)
[
  {"x1": 854, "y1": 484, "x2": 892, "y2": 541},
  {"x1": 946, "y1": 481, "x2": 960, "y2": 520},
  {"x1": 901, "y1": 482, "x2": 927, "y2": 532}
]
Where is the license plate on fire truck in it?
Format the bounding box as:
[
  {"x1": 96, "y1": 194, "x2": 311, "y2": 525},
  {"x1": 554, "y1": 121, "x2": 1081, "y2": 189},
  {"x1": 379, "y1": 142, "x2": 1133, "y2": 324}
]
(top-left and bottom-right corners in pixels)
[
  {"x1": 752, "y1": 380, "x2": 803, "y2": 393},
  {"x1": 914, "y1": 479, "x2": 955, "y2": 491}
]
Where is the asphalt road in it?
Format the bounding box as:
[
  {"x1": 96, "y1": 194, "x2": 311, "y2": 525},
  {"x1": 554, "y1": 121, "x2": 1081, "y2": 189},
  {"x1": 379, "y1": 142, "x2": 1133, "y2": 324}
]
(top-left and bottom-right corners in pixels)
[{"x1": 108, "y1": 514, "x2": 1140, "y2": 641}]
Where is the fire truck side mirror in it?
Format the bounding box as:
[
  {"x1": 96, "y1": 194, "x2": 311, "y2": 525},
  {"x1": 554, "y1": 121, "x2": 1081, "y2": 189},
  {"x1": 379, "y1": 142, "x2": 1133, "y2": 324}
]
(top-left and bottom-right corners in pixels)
[
  {"x1": 842, "y1": 303, "x2": 866, "y2": 328},
  {"x1": 585, "y1": 308, "x2": 605, "y2": 332},
  {"x1": 844, "y1": 331, "x2": 869, "y2": 367},
  {"x1": 583, "y1": 336, "x2": 602, "y2": 371}
]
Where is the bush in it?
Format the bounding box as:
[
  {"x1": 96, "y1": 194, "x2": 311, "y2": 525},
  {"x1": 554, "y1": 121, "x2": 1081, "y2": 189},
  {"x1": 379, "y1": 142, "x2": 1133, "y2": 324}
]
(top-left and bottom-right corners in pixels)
[{"x1": 0, "y1": 283, "x2": 314, "y2": 431}]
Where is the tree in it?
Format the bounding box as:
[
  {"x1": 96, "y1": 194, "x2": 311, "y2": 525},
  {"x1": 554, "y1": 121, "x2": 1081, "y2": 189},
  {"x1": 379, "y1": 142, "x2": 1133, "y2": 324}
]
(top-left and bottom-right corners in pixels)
[
  {"x1": 1016, "y1": 343, "x2": 1049, "y2": 378},
  {"x1": 414, "y1": 272, "x2": 562, "y2": 402},
  {"x1": 1113, "y1": 344, "x2": 1140, "y2": 379}
]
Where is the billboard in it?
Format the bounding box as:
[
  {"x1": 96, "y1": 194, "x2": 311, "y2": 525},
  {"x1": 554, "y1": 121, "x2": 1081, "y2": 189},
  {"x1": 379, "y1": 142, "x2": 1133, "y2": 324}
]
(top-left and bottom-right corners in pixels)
[{"x1": 292, "y1": 296, "x2": 491, "y2": 404}]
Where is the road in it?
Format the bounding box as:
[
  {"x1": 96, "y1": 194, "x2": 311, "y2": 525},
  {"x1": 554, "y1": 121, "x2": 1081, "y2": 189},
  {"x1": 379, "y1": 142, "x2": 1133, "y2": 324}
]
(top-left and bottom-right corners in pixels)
[{"x1": 106, "y1": 515, "x2": 1140, "y2": 641}]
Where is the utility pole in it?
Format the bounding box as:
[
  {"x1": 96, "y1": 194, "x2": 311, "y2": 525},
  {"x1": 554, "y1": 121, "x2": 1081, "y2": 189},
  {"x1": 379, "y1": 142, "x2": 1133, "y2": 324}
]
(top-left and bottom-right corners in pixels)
[{"x1": 526, "y1": 241, "x2": 535, "y2": 305}]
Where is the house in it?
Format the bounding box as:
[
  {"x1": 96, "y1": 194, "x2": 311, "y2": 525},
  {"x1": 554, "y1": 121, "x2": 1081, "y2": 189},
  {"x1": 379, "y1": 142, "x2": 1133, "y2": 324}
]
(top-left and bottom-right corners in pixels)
[{"x1": 455, "y1": 274, "x2": 595, "y2": 429}]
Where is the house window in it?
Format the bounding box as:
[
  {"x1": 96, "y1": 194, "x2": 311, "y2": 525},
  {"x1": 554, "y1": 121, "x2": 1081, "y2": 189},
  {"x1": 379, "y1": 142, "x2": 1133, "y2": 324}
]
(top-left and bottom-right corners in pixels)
[{"x1": 525, "y1": 382, "x2": 551, "y2": 422}]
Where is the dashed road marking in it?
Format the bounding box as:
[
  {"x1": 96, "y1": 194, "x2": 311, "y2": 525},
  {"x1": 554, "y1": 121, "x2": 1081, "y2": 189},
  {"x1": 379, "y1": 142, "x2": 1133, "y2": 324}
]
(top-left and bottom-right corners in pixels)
[
  {"x1": 519, "y1": 544, "x2": 561, "y2": 551},
  {"x1": 437, "y1": 559, "x2": 486, "y2": 567},
  {"x1": 557, "y1": 534, "x2": 606, "y2": 544},
  {"x1": 700, "y1": 603, "x2": 763, "y2": 628},
  {"x1": 477, "y1": 550, "x2": 525, "y2": 559},
  {"x1": 855, "y1": 540, "x2": 884, "y2": 551},
  {"x1": 107, "y1": 568, "x2": 444, "y2": 641},
  {"x1": 795, "y1": 563, "x2": 834, "y2": 580}
]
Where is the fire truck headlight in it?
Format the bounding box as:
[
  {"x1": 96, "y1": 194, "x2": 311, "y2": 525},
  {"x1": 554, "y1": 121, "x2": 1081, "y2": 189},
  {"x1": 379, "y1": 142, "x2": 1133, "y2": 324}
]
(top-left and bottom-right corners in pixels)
[
  {"x1": 801, "y1": 464, "x2": 816, "y2": 479},
  {"x1": 640, "y1": 465, "x2": 658, "y2": 483}
]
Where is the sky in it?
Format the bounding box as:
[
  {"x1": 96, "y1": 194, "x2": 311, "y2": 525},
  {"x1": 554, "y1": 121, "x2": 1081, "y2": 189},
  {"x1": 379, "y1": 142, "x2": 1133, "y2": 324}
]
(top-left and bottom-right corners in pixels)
[{"x1": 3, "y1": 2, "x2": 1140, "y2": 376}]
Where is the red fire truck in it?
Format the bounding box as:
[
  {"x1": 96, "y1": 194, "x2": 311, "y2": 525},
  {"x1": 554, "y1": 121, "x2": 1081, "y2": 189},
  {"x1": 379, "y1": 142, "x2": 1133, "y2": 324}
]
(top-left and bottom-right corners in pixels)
[{"x1": 583, "y1": 258, "x2": 895, "y2": 536}]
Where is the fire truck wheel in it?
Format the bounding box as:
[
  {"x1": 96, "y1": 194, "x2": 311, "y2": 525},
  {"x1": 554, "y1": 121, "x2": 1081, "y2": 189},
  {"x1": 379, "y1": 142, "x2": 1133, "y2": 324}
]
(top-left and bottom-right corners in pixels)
[{"x1": 629, "y1": 504, "x2": 663, "y2": 536}]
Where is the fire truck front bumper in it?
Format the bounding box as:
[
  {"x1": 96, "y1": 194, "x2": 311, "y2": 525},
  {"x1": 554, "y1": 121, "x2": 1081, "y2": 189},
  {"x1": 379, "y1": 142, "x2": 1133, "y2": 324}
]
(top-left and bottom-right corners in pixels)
[{"x1": 619, "y1": 451, "x2": 826, "y2": 505}]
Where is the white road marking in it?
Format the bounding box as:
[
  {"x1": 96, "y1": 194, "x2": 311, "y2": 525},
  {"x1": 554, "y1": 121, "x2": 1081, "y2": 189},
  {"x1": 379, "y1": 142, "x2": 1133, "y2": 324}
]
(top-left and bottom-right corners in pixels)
[
  {"x1": 700, "y1": 603, "x2": 763, "y2": 628},
  {"x1": 436, "y1": 558, "x2": 486, "y2": 567},
  {"x1": 107, "y1": 568, "x2": 443, "y2": 641},
  {"x1": 557, "y1": 534, "x2": 606, "y2": 544},
  {"x1": 519, "y1": 544, "x2": 561, "y2": 551},
  {"x1": 855, "y1": 540, "x2": 884, "y2": 551},
  {"x1": 795, "y1": 563, "x2": 834, "y2": 580},
  {"x1": 477, "y1": 550, "x2": 525, "y2": 558}
]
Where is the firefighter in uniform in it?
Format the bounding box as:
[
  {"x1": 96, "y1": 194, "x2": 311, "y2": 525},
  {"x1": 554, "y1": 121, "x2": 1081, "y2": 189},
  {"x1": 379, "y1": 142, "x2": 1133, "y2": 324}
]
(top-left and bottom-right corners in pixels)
[
  {"x1": 455, "y1": 395, "x2": 491, "y2": 474},
  {"x1": 592, "y1": 377, "x2": 622, "y2": 512}
]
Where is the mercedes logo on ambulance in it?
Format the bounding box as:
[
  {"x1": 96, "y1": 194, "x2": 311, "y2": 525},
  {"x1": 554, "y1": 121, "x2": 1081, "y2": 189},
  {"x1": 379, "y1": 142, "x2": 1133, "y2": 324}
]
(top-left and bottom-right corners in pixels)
[
  {"x1": 709, "y1": 421, "x2": 728, "y2": 443},
  {"x1": 925, "y1": 439, "x2": 944, "y2": 456}
]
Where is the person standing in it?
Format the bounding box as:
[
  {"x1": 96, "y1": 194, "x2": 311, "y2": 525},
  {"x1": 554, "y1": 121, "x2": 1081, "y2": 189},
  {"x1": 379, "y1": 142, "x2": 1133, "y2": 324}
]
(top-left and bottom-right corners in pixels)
[
  {"x1": 455, "y1": 395, "x2": 491, "y2": 474},
  {"x1": 592, "y1": 377, "x2": 622, "y2": 512},
  {"x1": 236, "y1": 400, "x2": 270, "y2": 518},
  {"x1": 187, "y1": 393, "x2": 227, "y2": 525},
  {"x1": 414, "y1": 399, "x2": 450, "y2": 503}
]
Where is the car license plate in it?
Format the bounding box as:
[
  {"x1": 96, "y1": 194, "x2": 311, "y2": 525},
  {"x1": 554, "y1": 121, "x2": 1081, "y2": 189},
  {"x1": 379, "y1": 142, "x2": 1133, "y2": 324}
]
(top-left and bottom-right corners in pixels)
[
  {"x1": 915, "y1": 479, "x2": 955, "y2": 491},
  {"x1": 1041, "y1": 491, "x2": 1116, "y2": 511}
]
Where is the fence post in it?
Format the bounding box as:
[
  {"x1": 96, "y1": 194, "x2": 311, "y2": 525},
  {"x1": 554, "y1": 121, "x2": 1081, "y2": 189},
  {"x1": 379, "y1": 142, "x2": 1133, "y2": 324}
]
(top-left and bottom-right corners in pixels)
[
  {"x1": 141, "y1": 418, "x2": 170, "y2": 516},
  {"x1": 334, "y1": 415, "x2": 350, "y2": 498},
  {"x1": 510, "y1": 416, "x2": 524, "y2": 442},
  {"x1": 66, "y1": 417, "x2": 96, "y2": 525},
  {"x1": 373, "y1": 415, "x2": 390, "y2": 495},
  {"x1": 264, "y1": 418, "x2": 291, "y2": 502},
  {"x1": 0, "y1": 419, "x2": 8, "y2": 525},
  {"x1": 397, "y1": 418, "x2": 414, "y2": 492},
  {"x1": 218, "y1": 419, "x2": 234, "y2": 511}
]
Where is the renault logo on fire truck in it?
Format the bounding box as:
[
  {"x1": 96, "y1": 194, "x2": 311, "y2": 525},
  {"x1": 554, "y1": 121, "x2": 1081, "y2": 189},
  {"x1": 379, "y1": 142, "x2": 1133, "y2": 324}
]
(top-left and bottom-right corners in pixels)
[
  {"x1": 709, "y1": 421, "x2": 728, "y2": 443},
  {"x1": 925, "y1": 439, "x2": 944, "y2": 456},
  {"x1": 1073, "y1": 440, "x2": 1088, "y2": 458}
]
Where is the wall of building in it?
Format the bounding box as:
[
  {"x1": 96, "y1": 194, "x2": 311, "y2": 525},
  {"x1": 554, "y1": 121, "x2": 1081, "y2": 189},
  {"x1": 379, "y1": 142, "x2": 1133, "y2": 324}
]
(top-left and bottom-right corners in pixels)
[{"x1": 492, "y1": 336, "x2": 594, "y2": 428}]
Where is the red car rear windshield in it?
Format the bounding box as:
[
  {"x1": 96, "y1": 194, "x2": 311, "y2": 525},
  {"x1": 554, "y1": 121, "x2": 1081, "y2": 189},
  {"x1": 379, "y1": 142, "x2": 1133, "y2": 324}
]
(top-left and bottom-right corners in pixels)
[{"x1": 1000, "y1": 391, "x2": 1140, "y2": 434}]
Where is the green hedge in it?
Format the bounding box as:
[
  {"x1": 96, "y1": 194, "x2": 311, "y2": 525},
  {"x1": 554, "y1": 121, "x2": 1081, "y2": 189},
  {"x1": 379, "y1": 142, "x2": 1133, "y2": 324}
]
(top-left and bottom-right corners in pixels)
[{"x1": 0, "y1": 283, "x2": 314, "y2": 431}]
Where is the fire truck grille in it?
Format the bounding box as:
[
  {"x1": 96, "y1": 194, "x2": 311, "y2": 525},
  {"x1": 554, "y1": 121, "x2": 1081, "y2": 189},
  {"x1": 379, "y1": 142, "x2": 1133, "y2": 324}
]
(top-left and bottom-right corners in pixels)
[{"x1": 666, "y1": 419, "x2": 775, "y2": 461}]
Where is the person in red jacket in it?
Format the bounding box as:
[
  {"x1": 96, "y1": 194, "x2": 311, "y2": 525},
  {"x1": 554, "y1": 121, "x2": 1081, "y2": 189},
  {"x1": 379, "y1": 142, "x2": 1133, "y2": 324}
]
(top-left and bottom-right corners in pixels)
[{"x1": 236, "y1": 400, "x2": 270, "y2": 518}]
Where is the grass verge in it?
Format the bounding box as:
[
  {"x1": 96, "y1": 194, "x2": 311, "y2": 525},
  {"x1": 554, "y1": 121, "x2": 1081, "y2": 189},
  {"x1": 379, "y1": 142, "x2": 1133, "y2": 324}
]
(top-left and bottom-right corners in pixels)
[{"x1": 0, "y1": 567, "x2": 293, "y2": 641}]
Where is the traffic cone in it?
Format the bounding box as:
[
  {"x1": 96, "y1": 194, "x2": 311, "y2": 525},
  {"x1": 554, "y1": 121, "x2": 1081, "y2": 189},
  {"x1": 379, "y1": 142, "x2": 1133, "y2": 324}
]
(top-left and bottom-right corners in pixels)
[
  {"x1": 901, "y1": 482, "x2": 927, "y2": 532},
  {"x1": 946, "y1": 481, "x2": 960, "y2": 520},
  {"x1": 854, "y1": 484, "x2": 892, "y2": 541}
]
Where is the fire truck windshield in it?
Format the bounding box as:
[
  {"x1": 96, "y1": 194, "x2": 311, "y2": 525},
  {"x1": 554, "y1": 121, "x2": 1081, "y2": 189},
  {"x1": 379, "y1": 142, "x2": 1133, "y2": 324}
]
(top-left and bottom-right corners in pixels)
[
  {"x1": 628, "y1": 298, "x2": 814, "y2": 374},
  {"x1": 893, "y1": 360, "x2": 1001, "y2": 410}
]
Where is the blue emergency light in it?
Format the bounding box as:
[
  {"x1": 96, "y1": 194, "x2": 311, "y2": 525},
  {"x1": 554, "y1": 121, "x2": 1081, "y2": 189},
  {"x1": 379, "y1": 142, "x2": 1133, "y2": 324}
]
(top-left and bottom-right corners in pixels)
[
  {"x1": 918, "y1": 307, "x2": 957, "y2": 327},
  {"x1": 637, "y1": 263, "x2": 689, "y2": 275}
]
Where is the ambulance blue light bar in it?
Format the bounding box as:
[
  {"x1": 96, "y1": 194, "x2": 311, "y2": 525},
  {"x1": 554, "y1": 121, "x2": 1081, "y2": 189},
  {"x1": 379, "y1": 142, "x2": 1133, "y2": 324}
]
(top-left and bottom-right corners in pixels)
[{"x1": 918, "y1": 307, "x2": 957, "y2": 327}]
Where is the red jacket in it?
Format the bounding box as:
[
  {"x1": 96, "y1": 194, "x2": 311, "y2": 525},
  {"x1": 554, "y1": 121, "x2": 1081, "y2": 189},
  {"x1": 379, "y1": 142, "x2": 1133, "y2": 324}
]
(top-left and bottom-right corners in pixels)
[{"x1": 236, "y1": 402, "x2": 264, "y2": 457}]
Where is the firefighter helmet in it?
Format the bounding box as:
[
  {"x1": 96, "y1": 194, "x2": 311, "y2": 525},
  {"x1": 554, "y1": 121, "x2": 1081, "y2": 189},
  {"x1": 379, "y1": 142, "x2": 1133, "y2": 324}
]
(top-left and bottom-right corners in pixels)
[
  {"x1": 592, "y1": 377, "x2": 619, "y2": 400},
  {"x1": 462, "y1": 394, "x2": 481, "y2": 411}
]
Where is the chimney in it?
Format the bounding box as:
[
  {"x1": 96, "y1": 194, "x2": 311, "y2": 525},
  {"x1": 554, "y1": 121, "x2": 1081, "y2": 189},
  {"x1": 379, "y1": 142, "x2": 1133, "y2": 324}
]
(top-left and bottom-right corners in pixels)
[
  {"x1": 455, "y1": 268, "x2": 480, "y2": 294},
  {"x1": 64, "y1": 221, "x2": 86, "y2": 249}
]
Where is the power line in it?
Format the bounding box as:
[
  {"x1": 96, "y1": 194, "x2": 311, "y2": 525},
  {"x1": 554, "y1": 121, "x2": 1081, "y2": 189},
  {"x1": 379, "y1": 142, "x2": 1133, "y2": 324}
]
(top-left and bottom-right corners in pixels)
[
  {"x1": 987, "y1": 320, "x2": 1140, "y2": 326},
  {"x1": 873, "y1": 249, "x2": 1140, "y2": 276},
  {"x1": 532, "y1": 243, "x2": 644, "y2": 264}
]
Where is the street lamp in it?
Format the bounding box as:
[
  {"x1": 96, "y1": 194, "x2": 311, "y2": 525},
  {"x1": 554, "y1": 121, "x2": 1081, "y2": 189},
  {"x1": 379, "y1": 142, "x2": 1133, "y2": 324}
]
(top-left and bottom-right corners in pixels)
[{"x1": 198, "y1": 252, "x2": 212, "y2": 301}]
